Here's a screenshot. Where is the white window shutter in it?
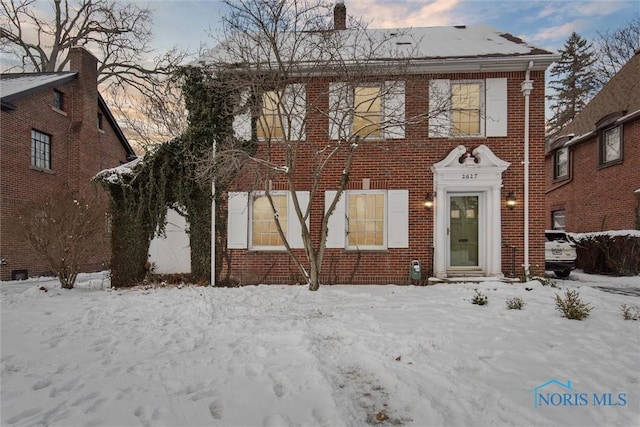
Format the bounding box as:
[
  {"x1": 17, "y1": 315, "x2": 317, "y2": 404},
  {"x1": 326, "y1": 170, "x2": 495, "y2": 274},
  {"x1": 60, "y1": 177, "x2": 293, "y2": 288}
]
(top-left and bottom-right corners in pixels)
[
  {"x1": 329, "y1": 82, "x2": 353, "y2": 140},
  {"x1": 283, "y1": 84, "x2": 306, "y2": 141},
  {"x1": 485, "y1": 78, "x2": 508, "y2": 137},
  {"x1": 383, "y1": 81, "x2": 405, "y2": 139},
  {"x1": 429, "y1": 79, "x2": 451, "y2": 137},
  {"x1": 387, "y1": 190, "x2": 409, "y2": 248},
  {"x1": 288, "y1": 191, "x2": 309, "y2": 249},
  {"x1": 325, "y1": 190, "x2": 346, "y2": 248},
  {"x1": 233, "y1": 90, "x2": 253, "y2": 141},
  {"x1": 227, "y1": 192, "x2": 249, "y2": 249}
]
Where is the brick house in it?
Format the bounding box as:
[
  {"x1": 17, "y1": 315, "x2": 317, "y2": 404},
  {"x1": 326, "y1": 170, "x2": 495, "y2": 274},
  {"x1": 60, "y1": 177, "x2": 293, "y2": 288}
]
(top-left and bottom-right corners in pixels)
[
  {"x1": 212, "y1": 3, "x2": 556, "y2": 284},
  {"x1": 546, "y1": 50, "x2": 640, "y2": 232},
  {"x1": 0, "y1": 47, "x2": 136, "y2": 281}
]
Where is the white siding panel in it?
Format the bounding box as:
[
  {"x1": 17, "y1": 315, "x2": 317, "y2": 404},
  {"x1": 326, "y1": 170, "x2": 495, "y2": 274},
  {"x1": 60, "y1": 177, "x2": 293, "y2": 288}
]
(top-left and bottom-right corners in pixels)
[
  {"x1": 486, "y1": 78, "x2": 508, "y2": 137},
  {"x1": 428, "y1": 79, "x2": 451, "y2": 137},
  {"x1": 288, "y1": 191, "x2": 309, "y2": 249},
  {"x1": 227, "y1": 192, "x2": 248, "y2": 249},
  {"x1": 387, "y1": 190, "x2": 409, "y2": 248},
  {"x1": 383, "y1": 80, "x2": 405, "y2": 139},
  {"x1": 325, "y1": 190, "x2": 346, "y2": 248}
]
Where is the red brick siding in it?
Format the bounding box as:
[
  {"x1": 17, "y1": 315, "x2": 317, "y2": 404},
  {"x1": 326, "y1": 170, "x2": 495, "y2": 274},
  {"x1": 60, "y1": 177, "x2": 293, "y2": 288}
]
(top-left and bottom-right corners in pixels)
[
  {"x1": 225, "y1": 70, "x2": 547, "y2": 284},
  {"x1": 546, "y1": 118, "x2": 640, "y2": 232},
  {"x1": 0, "y1": 50, "x2": 131, "y2": 281}
]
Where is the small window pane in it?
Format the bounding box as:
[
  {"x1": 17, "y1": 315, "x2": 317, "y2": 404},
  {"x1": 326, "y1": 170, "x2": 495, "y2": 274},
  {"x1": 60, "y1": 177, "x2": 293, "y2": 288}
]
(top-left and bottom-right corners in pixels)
[
  {"x1": 53, "y1": 90, "x2": 63, "y2": 110},
  {"x1": 451, "y1": 82, "x2": 481, "y2": 135},
  {"x1": 257, "y1": 91, "x2": 284, "y2": 139},
  {"x1": 555, "y1": 147, "x2": 568, "y2": 178},
  {"x1": 347, "y1": 192, "x2": 385, "y2": 248},
  {"x1": 552, "y1": 210, "x2": 566, "y2": 230}
]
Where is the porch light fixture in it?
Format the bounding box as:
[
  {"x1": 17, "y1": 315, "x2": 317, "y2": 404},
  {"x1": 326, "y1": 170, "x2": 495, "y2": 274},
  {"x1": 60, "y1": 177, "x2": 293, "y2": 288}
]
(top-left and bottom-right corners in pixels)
[
  {"x1": 506, "y1": 192, "x2": 517, "y2": 209},
  {"x1": 423, "y1": 193, "x2": 434, "y2": 209}
]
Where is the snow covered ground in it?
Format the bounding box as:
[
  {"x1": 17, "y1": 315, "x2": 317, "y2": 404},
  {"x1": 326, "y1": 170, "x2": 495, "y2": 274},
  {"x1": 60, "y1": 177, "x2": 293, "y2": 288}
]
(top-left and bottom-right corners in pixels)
[{"x1": 1, "y1": 271, "x2": 639, "y2": 427}]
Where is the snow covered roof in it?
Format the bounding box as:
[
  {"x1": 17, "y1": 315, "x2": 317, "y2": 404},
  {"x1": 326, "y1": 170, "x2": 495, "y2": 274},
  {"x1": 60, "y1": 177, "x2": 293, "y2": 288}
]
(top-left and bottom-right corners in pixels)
[
  {"x1": 201, "y1": 24, "x2": 556, "y2": 72},
  {"x1": 95, "y1": 157, "x2": 144, "y2": 185},
  {"x1": 0, "y1": 72, "x2": 77, "y2": 105}
]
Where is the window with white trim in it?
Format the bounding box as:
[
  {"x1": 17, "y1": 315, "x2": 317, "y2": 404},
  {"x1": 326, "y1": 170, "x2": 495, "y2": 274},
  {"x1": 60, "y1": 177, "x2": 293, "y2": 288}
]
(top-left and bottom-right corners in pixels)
[
  {"x1": 252, "y1": 84, "x2": 306, "y2": 141},
  {"x1": 329, "y1": 81, "x2": 405, "y2": 140},
  {"x1": 226, "y1": 191, "x2": 309, "y2": 250},
  {"x1": 257, "y1": 90, "x2": 284, "y2": 140},
  {"x1": 347, "y1": 191, "x2": 385, "y2": 249},
  {"x1": 31, "y1": 129, "x2": 51, "y2": 169},
  {"x1": 554, "y1": 147, "x2": 569, "y2": 179},
  {"x1": 429, "y1": 78, "x2": 507, "y2": 138},
  {"x1": 451, "y1": 81, "x2": 482, "y2": 136},
  {"x1": 251, "y1": 193, "x2": 287, "y2": 248},
  {"x1": 325, "y1": 189, "x2": 409, "y2": 250},
  {"x1": 600, "y1": 125, "x2": 622, "y2": 165}
]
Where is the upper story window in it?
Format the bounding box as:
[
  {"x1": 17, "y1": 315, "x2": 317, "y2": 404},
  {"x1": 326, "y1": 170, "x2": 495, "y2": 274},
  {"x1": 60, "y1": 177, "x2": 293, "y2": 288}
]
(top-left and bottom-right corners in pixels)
[
  {"x1": 257, "y1": 90, "x2": 284, "y2": 140},
  {"x1": 255, "y1": 84, "x2": 306, "y2": 141},
  {"x1": 53, "y1": 89, "x2": 64, "y2": 110},
  {"x1": 251, "y1": 193, "x2": 288, "y2": 248},
  {"x1": 600, "y1": 125, "x2": 622, "y2": 166},
  {"x1": 429, "y1": 78, "x2": 507, "y2": 138},
  {"x1": 353, "y1": 85, "x2": 382, "y2": 138},
  {"x1": 554, "y1": 147, "x2": 569, "y2": 180},
  {"x1": 329, "y1": 80, "x2": 405, "y2": 140},
  {"x1": 552, "y1": 210, "x2": 566, "y2": 230},
  {"x1": 451, "y1": 82, "x2": 482, "y2": 136},
  {"x1": 31, "y1": 129, "x2": 51, "y2": 170}
]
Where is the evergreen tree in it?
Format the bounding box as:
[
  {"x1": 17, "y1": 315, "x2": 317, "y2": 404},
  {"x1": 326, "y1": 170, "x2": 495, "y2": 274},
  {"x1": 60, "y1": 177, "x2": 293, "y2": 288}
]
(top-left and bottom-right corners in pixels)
[{"x1": 547, "y1": 32, "x2": 597, "y2": 136}]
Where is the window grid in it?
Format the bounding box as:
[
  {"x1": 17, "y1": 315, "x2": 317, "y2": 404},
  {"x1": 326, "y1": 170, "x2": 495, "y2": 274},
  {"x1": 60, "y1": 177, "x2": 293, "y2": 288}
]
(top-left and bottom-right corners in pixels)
[
  {"x1": 257, "y1": 91, "x2": 284, "y2": 140},
  {"x1": 31, "y1": 129, "x2": 51, "y2": 169},
  {"x1": 251, "y1": 194, "x2": 287, "y2": 247},
  {"x1": 602, "y1": 126, "x2": 621, "y2": 164},
  {"x1": 347, "y1": 192, "x2": 385, "y2": 248},
  {"x1": 451, "y1": 82, "x2": 481, "y2": 135},
  {"x1": 353, "y1": 85, "x2": 382, "y2": 137}
]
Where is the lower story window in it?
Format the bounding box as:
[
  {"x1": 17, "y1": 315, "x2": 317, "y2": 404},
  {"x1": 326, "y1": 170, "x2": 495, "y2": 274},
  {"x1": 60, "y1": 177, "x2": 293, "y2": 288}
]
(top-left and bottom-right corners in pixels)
[
  {"x1": 347, "y1": 191, "x2": 385, "y2": 249},
  {"x1": 552, "y1": 210, "x2": 566, "y2": 230},
  {"x1": 31, "y1": 129, "x2": 51, "y2": 169},
  {"x1": 251, "y1": 193, "x2": 287, "y2": 248}
]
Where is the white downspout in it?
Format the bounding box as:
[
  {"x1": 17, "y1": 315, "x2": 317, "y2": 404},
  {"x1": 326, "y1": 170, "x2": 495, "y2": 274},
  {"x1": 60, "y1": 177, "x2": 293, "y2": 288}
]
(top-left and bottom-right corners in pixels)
[
  {"x1": 521, "y1": 61, "x2": 534, "y2": 278},
  {"x1": 211, "y1": 139, "x2": 216, "y2": 286}
]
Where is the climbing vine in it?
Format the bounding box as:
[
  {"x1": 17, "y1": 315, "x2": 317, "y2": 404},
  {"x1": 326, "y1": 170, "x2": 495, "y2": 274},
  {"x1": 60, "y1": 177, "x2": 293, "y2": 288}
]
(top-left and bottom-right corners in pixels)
[{"x1": 96, "y1": 66, "x2": 254, "y2": 286}]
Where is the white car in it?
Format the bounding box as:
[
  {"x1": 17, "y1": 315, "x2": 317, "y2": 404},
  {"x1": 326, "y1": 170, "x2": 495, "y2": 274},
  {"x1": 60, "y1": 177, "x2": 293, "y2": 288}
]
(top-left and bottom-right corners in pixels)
[{"x1": 545, "y1": 230, "x2": 577, "y2": 278}]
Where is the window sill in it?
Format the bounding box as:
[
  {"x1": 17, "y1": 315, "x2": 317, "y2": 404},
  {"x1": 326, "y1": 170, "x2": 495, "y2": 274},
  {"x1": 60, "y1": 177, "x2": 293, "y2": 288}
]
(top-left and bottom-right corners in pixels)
[
  {"x1": 345, "y1": 248, "x2": 388, "y2": 252},
  {"x1": 598, "y1": 159, "x2": 623, "y2": 170},
  {"x1": 30, "y1": 165, "x2": 55, "y2": 174},
  {"x1": 249, "y1": 247, "x2": 288, "y2": 253},
  {"x1": 98, "y1": 128, "x2": 105, "y2": 134},
  {"x1": 552, "y1": 175, "x2": 570, "y2": 183},
  {"x1": 51, "y1": 106, "x2": 67, "y2": 116}
]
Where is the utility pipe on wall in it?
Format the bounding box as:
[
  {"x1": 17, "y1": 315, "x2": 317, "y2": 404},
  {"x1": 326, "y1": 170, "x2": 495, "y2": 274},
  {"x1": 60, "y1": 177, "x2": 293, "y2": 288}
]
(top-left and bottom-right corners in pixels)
[{"x1": 521, "y1": 61, "x2": 534, "y2": 278}]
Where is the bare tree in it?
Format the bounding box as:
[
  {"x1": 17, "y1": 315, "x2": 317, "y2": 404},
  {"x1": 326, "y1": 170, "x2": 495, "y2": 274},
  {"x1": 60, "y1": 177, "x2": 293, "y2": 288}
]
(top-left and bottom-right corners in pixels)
[
  {"x1": 0, "y1": 0, "x2": 191, "y2": 145},
  {"x1": 201, "y1": 0, "x2": 446, "y2": 290},
  {"x1": 591, "y1": 17, "x2": 640, "y2": 89},
  {"x1": 13, "y1": 187, "x2": 108, "y2": 289}
]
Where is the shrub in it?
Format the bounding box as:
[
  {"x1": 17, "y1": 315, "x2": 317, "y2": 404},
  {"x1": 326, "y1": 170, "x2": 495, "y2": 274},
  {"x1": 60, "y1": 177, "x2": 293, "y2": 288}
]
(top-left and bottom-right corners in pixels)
[
  {"x1": 506, "y1": 297, "x2": 525, "y2": 310},
  {"x1": 471, "y1": 289, "x2": 488, "y2": 305},
  {"x1": 621, "y1": 304, "x2": 640, "y2": 321},
  {"x1": 554, "y1": 289, "x2": 592, "y2": 320},
  {"x1": 573, "y1": 233, "x2": 640, "y2": 276},
  {"x1": 532, "y1": 275, "x2": 558, "y2": 288}
]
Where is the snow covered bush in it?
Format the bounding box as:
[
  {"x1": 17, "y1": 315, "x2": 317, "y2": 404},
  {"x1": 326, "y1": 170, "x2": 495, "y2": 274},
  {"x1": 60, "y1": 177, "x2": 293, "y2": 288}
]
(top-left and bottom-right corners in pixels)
[
  {"x1": 621, "y1": 304, "x2": 640, "y2": 321},
  {"x1": 554, "y1": 289, "x2": 592, "y2": 320},
  {"x1": 471, "y1": 289, "x2": 488, "y2": 305},
  {"x1": 506, "y1": 297, "x2": 525, "y2": 310},
  {"x1": 572, "y1": 231, "x2": 640, "y2": 276}
]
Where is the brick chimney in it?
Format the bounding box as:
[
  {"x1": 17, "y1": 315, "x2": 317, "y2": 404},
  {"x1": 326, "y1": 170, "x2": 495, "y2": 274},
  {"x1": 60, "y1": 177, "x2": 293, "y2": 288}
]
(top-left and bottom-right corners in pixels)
[{"x1": 334, "y1": 0, "x2": 346, "y2": 30}]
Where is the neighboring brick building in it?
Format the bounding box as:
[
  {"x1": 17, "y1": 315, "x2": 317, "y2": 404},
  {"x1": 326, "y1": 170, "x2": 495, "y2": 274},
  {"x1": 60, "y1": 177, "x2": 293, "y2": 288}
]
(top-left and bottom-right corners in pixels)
[
  {"x1": 0, "y1": 47, "x2": 136, "y2": 281},
  {"x1": 546, "y1": 50, "x2": 640, "y2": 233},
  {"x1": 206, "y1": 3, "x2": 556, "y2": 284}
]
